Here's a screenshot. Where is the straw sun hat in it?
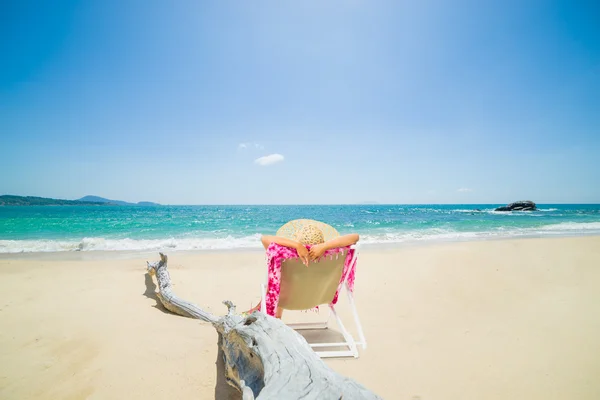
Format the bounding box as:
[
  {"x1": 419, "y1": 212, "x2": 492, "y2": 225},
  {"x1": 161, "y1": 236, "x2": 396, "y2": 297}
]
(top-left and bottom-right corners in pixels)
[{"x1": 276, "y1": 219, "x2": 340, "y2": 245}]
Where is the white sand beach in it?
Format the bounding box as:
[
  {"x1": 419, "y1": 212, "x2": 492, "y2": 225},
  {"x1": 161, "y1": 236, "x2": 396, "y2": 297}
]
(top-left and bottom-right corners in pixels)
[{"x1": 1, "y1": 236, "x2": 600, "y2": 399}]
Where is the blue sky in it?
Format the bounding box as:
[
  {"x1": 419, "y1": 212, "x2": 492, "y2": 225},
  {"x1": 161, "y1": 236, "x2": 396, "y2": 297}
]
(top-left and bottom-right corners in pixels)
[{"x1": 1, "y1": 0, "x2": 599, "y2": 205}]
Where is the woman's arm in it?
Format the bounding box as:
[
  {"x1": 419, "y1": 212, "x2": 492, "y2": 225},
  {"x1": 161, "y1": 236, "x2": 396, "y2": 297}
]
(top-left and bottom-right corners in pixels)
[
  {"x1": 323, "y1": 233, "x2": 359, "y2": 251},
  {"x1": 261, "y1": 235, "x2": 302, "y2": 250},
  {"x1": 261, "y1": 235, "x2": 310, "y2": 266},
  {"x1": 308, "y1": 233, "x2": 360, "y2": 261}
]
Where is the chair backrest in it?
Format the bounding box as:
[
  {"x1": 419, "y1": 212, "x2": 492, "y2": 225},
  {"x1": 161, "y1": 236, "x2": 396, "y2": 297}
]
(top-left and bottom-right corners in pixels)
[{"x1": 277, "y1": 250, "x2": 348, "y2": 311}]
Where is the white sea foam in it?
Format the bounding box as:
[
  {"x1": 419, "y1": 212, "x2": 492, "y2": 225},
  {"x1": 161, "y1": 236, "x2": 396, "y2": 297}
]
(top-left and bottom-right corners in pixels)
[
  {"x1": 359, "y1": 229, "x2": 487, "y2": 245},
  {"x1": 360, "y1": 221, "x2": 600, "y2": 245},
  {"x1": 485, "y1": 210, "x2": 543, "y2": 216},
  {"x1": 1, "y1": 222, "x2": 600, "y2": 253},
  {"x1": 454, "y1": 208, "x2": 560, "y2": 213},
  {"x1": 538, "y1": 222, "x2": 600, "y2": 231},
  {"x1": 0, "y1": 234, "x2": 264, "y2": 253},
  {"x1": 452, "y1": 208, "x2": 562, "y2": 216}
]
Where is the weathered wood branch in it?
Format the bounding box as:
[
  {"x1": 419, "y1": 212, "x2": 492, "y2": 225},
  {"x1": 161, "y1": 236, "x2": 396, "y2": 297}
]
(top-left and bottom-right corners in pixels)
[{"x1": 146, "y1": 253, "x2": 382, "y2": 400}]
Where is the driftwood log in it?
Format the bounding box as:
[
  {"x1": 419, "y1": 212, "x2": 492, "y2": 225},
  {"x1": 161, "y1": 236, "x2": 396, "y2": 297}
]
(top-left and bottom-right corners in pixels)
[{"x1": 146, "y1": 253, "x2": 382, "y2": 400}]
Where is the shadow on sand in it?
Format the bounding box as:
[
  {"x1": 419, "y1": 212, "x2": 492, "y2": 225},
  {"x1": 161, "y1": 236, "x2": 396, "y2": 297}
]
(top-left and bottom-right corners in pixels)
[
  {"x1": 214, "y1": 334, "x2": 243, "y2": 399},
  {"x1": 144, "y1": 272, "x2": 241, "y2": 399},
  {"x1": 143, "y1": 273, "x2": 171, "y2": 314}
]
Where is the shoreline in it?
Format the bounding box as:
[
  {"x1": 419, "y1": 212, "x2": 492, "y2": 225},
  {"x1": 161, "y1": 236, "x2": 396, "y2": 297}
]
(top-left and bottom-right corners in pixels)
[{"x1": 1, "y1": 233, "x2": 600, "y2": 260}]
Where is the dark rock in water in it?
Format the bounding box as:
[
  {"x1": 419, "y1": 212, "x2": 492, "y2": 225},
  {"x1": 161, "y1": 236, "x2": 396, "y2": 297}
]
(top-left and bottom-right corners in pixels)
[{"x1": 495, "y1": 201, "x2": 537, "y2": 212}]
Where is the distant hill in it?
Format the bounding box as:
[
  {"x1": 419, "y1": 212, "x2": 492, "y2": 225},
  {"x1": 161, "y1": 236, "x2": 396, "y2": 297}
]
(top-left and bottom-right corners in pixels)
[
  {"x1": 137, "y1": 201, "x2": 160, "y2": 206},
  {"x1": 78, "y1": 195, "x2": 160, "y2": 206},
  {"x1": 0, "y1": 195, "x2": 105, "y2": 206},
  {"x1": 0, "y1": 195, "x2": 160, "y2": 206}
]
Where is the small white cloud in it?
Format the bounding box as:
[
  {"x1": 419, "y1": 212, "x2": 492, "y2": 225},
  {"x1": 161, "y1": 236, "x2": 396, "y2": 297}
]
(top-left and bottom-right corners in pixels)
[
  {"x1": 457, "y1": 188, "x2": 473, "y2": 192},
  {"x1": 238, "y1": 142, "x2": 264, "y2": 150},
  {"x1": 254, "y1": 154, "x2": 284, "y2": 166}
]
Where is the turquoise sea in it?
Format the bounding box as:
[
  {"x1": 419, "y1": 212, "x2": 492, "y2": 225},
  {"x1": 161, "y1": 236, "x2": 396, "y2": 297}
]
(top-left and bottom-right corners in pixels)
[{"x1": 1, "y1": 204, "x2": 600, "y2": 253}]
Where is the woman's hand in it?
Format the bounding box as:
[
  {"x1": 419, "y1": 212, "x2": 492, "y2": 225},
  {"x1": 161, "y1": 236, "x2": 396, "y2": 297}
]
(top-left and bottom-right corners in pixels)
[
  {"x1": 296, "y1": 244, "x2": 310, "y2": 266},
  {"x1": 308, "y1": 243, "x2": 327, "y2": 261}
]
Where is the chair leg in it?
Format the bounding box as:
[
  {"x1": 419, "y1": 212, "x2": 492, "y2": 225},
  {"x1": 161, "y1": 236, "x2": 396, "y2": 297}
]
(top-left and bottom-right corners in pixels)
[
  {"x1": 329, "y1": 305, "x2": 358, "y2": 358},
  {"x1": 345, "y1": 288, "x2": 367, "y2": 350},
  {"x1": 260, "y1": 284, "x2": 266, "y2": 314}
]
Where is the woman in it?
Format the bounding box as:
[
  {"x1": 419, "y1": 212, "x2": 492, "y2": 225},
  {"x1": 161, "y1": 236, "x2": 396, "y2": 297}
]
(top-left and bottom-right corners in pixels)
[{"x1": 247, "y1": 219, "x2": 360, "y2": 318}]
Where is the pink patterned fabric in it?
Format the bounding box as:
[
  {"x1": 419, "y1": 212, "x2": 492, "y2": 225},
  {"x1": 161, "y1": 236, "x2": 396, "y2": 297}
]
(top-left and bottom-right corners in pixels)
[{"x1": 264, "y1": 243, "x2": 357, "y2": 317}]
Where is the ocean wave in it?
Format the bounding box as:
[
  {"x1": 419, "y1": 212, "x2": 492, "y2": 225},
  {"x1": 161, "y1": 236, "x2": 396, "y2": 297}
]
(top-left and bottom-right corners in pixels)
[
  {"x1": 360, "y1": 229, "x2": 489, "y2": 244},
  {"x1": 537, "y1": 222, "x2": 600, "y2": 231},
  {"x1": 1, "y1": 222, "x2": 600, "y2": 253},
  {"x1": 440, "y1": 209, "x2": 541, "y2": 216},
  {"x1": 0, "y1": 234, "x2": 264, "y2": 253},
  {"x1": 454, "y1": 208, "x2": 560, "y2": 215},
  {"x1": 359, "y1": 221, "x2": 600, "y2": 245},
  {"x1": 486, "y1": 211, "x2": 545, "y2": 217}
]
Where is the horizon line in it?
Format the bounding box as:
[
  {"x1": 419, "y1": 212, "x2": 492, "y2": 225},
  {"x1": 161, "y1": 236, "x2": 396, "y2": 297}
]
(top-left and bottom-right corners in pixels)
[{"x1": 2, "y1": 195, "x2": 599, "y2": 206}]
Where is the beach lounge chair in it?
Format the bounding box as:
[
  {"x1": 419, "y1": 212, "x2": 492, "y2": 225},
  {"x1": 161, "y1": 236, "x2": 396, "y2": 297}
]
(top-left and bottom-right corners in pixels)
[{"x1": 260, "y1": 244, "x2": 367, "y2": 358}]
